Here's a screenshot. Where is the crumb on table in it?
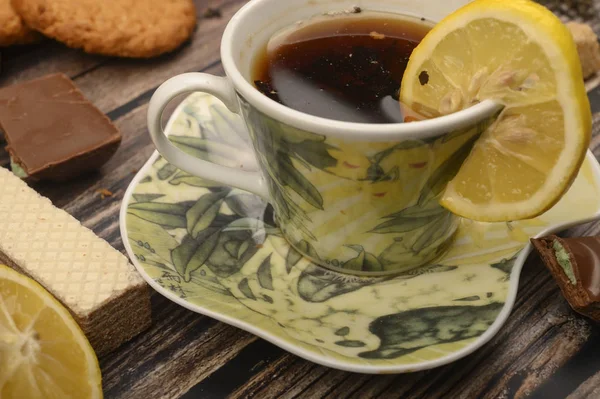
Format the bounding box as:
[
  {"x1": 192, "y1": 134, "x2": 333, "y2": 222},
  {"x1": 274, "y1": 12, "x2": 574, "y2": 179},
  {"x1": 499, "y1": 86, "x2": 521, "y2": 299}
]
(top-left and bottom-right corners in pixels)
[
  {"x1": 97, "y1": 188, "x2": 113, "y2": 199},
  {"x1": 203, "y1": 7, "x2": 222, "y2": 18}
]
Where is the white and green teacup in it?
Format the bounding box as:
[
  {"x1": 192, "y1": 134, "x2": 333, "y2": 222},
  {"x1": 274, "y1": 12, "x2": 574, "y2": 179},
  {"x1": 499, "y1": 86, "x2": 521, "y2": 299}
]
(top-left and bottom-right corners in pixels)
[{"x1": 147, "y1": 0, "x2": 501, "y2": 275}]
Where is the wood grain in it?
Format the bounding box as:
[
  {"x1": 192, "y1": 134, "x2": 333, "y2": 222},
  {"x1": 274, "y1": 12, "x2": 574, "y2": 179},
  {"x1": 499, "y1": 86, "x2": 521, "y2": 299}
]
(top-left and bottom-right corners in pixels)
[
  {"x1": 1, "y1": 0, "x2": 600, "y2": 398},
  {"x1": 567, "y1": 372, "x2": 600, "y2": 399}
]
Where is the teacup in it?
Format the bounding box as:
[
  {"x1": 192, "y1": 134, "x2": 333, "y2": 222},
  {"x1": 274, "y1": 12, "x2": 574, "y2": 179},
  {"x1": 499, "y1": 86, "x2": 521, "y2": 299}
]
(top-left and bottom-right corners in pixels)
[{"x1": 147, "y1": 0, "x2": 502, "y2": 276}]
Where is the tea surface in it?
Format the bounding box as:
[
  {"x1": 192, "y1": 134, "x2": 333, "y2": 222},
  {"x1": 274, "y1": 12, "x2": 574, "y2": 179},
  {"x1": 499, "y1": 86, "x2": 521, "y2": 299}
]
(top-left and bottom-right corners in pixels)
[{"x1": 253, "y1": 12, "x2": 431, "y2": 123}]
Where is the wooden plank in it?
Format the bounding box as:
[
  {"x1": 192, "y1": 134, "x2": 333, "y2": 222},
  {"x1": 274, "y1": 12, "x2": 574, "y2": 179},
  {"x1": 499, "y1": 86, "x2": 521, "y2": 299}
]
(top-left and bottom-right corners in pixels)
[
  {"x1": 2, "y1": 0, "x2": 600, "y2": 396},
  {"x1": 181, "y1": 339, "x2": 288, "y2": 398},
  {"x1": 567, "y1": 372, "x2": 600, "y2": 399},
  {"x1": 227, "y1": 355, "x2": 331, "y2": 399},
  {"x1": 0, "y1": 41, "x2": 106, "y2": 86},
  {"x1": 99, "y1": 294, "x2": 257, "y2": 399}
]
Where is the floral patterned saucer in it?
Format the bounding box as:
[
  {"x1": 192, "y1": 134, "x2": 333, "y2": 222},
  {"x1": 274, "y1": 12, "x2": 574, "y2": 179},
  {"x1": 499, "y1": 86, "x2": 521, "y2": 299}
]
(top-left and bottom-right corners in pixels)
[{"x1": 120, "y1": 93, "x2": 600, "y2": 373}]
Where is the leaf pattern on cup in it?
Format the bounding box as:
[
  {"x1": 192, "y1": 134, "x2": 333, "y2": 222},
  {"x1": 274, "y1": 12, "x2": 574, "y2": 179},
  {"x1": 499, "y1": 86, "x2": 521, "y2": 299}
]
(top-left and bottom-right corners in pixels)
[
  {"x1": 225, "y1": 193, "x2": 267, "y2": 219},
  {"x1": 370, "y1": 214, "x2": 440, "y2": 234},
  {"x1": 343, "y1": 245, "x2": 383, "y2": 273},
  {"x1": 240, "y1": 98, "x2": 456, "y2": 271},
  {"x1": 241, "y1": 102, "x2": 339, "y2": 238},
  {"x1": 417, "y1": 134, "x2": 479, "y2": 205},
  {"x1": 344, "y1": 119, "x2": 490, "y2": 272},
  {"x1": 170, "y1": 135, "x2": 243, "y2": 168},
  {"x1": 276, "y1": 155, "x2": 325, "y2": 210},
  {"x1": 169, "y1": 171, "x2": 223, "y2": 188}
]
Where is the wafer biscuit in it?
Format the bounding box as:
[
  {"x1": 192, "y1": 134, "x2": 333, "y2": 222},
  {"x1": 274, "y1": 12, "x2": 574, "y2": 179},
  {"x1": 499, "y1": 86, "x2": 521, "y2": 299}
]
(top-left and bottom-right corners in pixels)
[{"x1": 0, "y1": 167, "x2": 151, "y2": 355}]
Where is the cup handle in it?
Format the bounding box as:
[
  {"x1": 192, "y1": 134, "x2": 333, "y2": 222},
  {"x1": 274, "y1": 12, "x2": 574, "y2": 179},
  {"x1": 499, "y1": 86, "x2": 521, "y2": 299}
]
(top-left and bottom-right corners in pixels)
[{"x1": 147, "y1": 72, "x2": 270, "y2": 199}]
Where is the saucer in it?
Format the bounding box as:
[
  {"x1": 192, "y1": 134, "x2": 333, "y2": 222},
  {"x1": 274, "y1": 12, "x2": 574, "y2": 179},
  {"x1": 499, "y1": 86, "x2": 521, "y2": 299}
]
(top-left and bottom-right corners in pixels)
[{"x1": 120, "y1": 92, "x2": 600, "y2": 374}]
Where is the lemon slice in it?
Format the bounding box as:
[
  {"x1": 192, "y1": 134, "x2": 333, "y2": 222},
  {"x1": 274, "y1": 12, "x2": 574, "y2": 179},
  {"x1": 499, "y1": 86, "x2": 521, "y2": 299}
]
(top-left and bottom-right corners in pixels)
[
  {"x1": 401, "y1": 0, "x2": 591, "y2": 222},
  {"x1": 0, "y1": 265, "x2": 102, "y2": 399}
]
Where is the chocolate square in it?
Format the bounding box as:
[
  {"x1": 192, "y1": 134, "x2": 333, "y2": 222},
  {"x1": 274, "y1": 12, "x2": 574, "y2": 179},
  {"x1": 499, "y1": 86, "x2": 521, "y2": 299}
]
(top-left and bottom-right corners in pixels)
[
  {"x1": 531, "y1": 235, "x2": 600, "y2": 321},
  {"x1": 0, "y1": 73, "x2": 121, "y2": 181}
]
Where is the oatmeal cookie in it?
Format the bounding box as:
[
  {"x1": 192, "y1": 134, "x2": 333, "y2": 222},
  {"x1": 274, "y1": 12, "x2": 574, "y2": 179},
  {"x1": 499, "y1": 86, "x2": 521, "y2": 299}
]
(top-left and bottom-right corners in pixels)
[
  {"x1": 11, "y1": 0, "x2": 197, "y2": 57},
  {"x1": 0, "y1": 0, "x2": 40, "y2": 46}
]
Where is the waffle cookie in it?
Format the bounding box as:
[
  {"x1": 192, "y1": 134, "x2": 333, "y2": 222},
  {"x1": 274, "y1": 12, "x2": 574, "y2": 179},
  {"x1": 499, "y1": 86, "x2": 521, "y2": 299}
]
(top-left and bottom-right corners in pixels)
[{"x1": 0, "y1": 167, "x2": 151, "y2": 355}]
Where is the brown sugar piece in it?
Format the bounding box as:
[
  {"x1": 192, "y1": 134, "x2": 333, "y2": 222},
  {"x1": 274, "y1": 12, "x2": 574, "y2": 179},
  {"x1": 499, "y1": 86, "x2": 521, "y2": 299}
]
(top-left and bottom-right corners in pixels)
[
  {"x1": 0, "y1": 167, "x2": 152, "y2": 355},
  {"x1": 566, "y1": 22, "x2": 600, "y2": 79},
  {"x1": 531, "y1": 235, "x2": 600, "y2": 321},
  {"x1": 0, "y1": 73, "x2": 121, "y2": 181},
  {"x1": 0, "y1": 0, "x2": 40, "y2": 46},
  {"x1": 11, "y1": 0, "x2": 197, "y2": 58}
]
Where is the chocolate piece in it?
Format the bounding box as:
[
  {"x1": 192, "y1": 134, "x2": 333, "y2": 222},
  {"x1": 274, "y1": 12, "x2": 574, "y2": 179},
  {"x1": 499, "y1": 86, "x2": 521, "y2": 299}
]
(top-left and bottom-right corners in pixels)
[
  {"x1": 531, "y1": 235, "x2": 600, "y2": 320},
  {"x1": 0, "y1": 73, "x2": 121, "y2": 181}
]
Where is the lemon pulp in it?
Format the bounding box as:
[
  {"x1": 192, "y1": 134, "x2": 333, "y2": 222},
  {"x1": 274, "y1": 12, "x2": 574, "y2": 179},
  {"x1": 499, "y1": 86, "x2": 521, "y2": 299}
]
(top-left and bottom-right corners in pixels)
[
  {"x1": 401, "y1": 0, "x2": 591, "y2": 222},
  {"x1": 0, "y1": 265, "x2": 102, "y2": 399}
]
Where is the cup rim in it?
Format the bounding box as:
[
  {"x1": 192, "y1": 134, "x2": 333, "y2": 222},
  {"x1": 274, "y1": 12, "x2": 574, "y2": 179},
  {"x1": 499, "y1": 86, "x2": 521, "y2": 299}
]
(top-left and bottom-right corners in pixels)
[{"x1": 221, "y1": 0, "x2": 502, "y2": 141}]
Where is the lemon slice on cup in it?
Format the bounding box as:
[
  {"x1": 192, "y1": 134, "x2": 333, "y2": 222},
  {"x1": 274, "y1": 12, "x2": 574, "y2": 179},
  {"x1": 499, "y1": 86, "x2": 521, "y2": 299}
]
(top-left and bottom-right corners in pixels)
[
  {"x1": 0, "y1": 265, "x2": 102, "y2": 399},
  {"x1": 401, "y1": 0, "x2": 591, "y2": 222}
]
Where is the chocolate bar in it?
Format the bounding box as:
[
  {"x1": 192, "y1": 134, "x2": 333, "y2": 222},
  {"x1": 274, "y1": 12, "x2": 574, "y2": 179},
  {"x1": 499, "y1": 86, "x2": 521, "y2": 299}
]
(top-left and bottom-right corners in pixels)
[
  {"x1": 0, "y1": 73, "x2": 121, "y2": 181},
  {"x1": 531, "y1": 235, "x2": 600, "y2": 320},
  {"x1": 0, "y1": 167, "x2": 151, "y2": 355}
]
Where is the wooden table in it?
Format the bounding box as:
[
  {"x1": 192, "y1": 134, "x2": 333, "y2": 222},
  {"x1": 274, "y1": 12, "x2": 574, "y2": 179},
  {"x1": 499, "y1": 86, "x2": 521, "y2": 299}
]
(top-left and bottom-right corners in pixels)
[{"x1": 1, "y1": 1, "x2": 600, "y2": 398}]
